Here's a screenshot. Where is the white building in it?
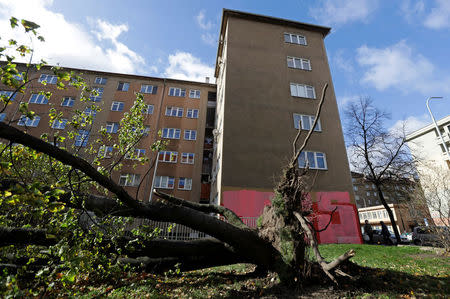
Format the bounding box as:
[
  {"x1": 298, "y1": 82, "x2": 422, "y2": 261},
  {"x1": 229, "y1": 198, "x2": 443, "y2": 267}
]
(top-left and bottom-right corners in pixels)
[{"x1": 406, "y1": 115, "x2": 450, "y2": 226}]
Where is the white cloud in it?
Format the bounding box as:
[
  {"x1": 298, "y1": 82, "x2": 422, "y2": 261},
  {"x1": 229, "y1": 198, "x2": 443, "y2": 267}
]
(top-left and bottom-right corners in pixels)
[
  {"x1": 195, "y1": 10, "x2": 213, "y2": 30},
  {"x1": 400, "y1": 0, "x2": 425, "y2": 23},
  {"x1": 334, "y1": 50, "x2": 354, "y2": 73},
  {"x1": 164, "y1": 51, "x2": 214, "y2": 83},
  {"x1": 201, "y1": 32, "x2": 216, "y2": 46},
  {"x1": 424, "y1": 0, "x2": 450, "y2": 29},
  {"x1": 0, "y1": 0, "x2": 148, "y2": 74},
  {"x1": 356, "y1": 40, "x2": 450, "y2": 94},
  {"x1": 309, "y1": 0, "x2": 379, "y2": 26},
  {"x1": 390, "y1": 115, "x2": 430, "y2": 135},
  {"x1": 337, "y1": 95, "x2": 359, "y2": 108}
]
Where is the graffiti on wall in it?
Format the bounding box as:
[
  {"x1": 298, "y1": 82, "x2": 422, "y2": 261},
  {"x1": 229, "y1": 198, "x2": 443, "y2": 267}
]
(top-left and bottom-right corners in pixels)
[{"x1": 222, "y1": 189, "x2": 362, "y2": 244}]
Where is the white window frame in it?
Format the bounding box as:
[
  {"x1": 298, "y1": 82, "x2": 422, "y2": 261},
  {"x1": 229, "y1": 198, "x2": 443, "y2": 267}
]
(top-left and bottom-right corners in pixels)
[
  {"x1": 90, "y1": 87, "x2": 104, "y2": 102},
  {"x1": 184, "y1": 130, "x2": 197, "y2": 140},
  {"x1": 94, "y1": 77, "x2": 107, "y2": 85},
  {"x1": 111, "y1": 101, "x2": 124, "y2": 112},
  {"x1": 119, "y1": 173, "x2": 140, "y2": 187},
  {"x1": 125, "y1": 148, "x2": 146, "y2": 160},
  {"x1": 181, "y1": 152, "x2": 195, "y2": 164},
  {"x1": 293, "y1": 114, "x2": 321, "y2": 132},
  {"x1": 297, "y1": 151, "x2": 327, "y2": 170},
  {"x1": 0, "y1": 113, "x2": 6, "y2": 122},
  {"x1": 143, "y1": 104, "x2": 154, "y2": 114},
  {"x1": 140, "y1": 84, "x2": 157, "y2": 94},
  {"x1": 158, "y1": 151, "x2": 178, "y2": 163},
  {"x1": 287, "y1": 56, "x2": 311, "y2": 70},
  {"x1": 51, "y1": 118, "x2": 68, "y2": 130},
  {"x1": 189, "y1": 89, "x2": 201, "y2": 99},
  {"x1": 98, "y1": 145, "x2": 113, "y2": 158},
  {"x1": 162, "y1": 128, "x2": 181, "y2": 139},
  {"x1": 117, "y1": 82, "x2": 130, "y2": 91},
  {"x1": 168, "y1": 87, "x2": 186, "y2": 97},
  {"x1": 284, "y1": 33, "x2": 307, "y2": 45},
  {"x1": 154, "y1": 176, "x2": 175, "y2": 189},
  {"x1": 186, "y1": 109, "x2": 199, "y2": 119},
  {"x1": 165, "y1": 106, "x2": 184, "y2": 117},
  {"x1": 17, "y1": 115, "x2": 40, "y2": 127},
  {"x1": 75, "y1": 130, "x2": 90, "y2": 147},
  {"x1": 61, "y1": 97, "x2": 75, "y2": 107},
  {"x1": 38, "y1": 74, "x2": 57, "y2": 84},
  {"x1": 0, "y1": 90, "x2": 16, "y2": 101},
  {"x1": 290, "y1": 83, "x2": 316, "y2": 99},
  {"x1": 178, "y1": 177, "x2": 192, "y2": 190},
  {"x1": 106, "y1": 122, "x2": 119, "y2": 133},
  {"x1": 29, "y1": 93, "x2": 49, "y2": 104}
]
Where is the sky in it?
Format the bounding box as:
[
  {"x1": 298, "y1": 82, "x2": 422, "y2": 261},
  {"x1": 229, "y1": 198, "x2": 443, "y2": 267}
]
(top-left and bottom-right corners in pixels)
[{"x1": 0, "y1": 0, "x2": 449, "y2": 133}]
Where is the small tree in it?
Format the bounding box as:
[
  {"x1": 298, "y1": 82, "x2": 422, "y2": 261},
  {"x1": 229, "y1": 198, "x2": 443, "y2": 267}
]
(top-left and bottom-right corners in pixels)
[{"x1": 345, "y1": 97, "x2": 414, "y2": 244}]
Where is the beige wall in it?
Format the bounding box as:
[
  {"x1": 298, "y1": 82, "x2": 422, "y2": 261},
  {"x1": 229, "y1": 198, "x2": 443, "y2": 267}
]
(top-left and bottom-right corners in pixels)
[{"x1": 214, "y1": 15, "x2": 353, "y2": 200}]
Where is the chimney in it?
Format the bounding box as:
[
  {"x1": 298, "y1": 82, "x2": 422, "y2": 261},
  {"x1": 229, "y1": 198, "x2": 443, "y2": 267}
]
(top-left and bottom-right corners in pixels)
[{"x1": 205, "y1": 77, "x2": 210, "y2": 83}]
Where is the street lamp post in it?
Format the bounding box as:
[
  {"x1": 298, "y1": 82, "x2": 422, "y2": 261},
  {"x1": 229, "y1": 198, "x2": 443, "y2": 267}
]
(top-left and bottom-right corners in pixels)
[
  {"x1": 426, "y1": 97, "x2": 450, "y2": 159},
  {"x1": 149, "y1": 151, "x2": 160, "y2": 202}
]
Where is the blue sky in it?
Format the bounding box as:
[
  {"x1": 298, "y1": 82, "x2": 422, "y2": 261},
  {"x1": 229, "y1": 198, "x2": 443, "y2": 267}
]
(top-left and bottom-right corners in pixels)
[{"x1": 1, "y1": 0, "x2": 449, "y2": 132}]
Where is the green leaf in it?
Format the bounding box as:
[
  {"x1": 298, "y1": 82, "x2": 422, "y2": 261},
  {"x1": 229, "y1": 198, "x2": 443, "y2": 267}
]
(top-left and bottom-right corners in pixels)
[
  {"x1": 21, "y1": 19, "x2": 40, "y2": 33},
  {"x1": 10, "y1": 17, "x2": 18, "y2": 28},
  {"x1": 37, "y1": 35, "x2": 45, "y2": 42}
]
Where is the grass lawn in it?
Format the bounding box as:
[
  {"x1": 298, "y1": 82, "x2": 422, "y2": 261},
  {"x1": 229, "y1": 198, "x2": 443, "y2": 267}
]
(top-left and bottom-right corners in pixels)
[{"x1": 64, "y1": 244, "x2": 450, "y2": 298}]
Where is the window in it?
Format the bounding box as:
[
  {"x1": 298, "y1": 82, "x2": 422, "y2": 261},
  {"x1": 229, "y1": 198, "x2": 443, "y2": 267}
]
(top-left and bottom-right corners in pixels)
[
  {"x1": 293, "y1": 114, "x2": 321, "y2": 131},
  {"x1": 367, "y1": 192, "x2": 371, "y2": 196},
  {"x1": 353, "y1": 186, "x2": 358, "y2": 191},
  {"x1": 181, "y1": 153, "x2": 195, "y2": 164},
  {"x1": 189, "y1": 89, "x2": 201, "y2": 99},
  {"x1": 187, "y1": 109, "x2": 199, "y2": 119},
  {"x1": 284, "y1": 33, "x2": 307, "y2": 45},
  {"x1": 355, "y1": 195, "x2": 360, "y2": 201},
  {"x1": 119, "y1": 173, "x2": 140, "y2": 187},
  {"x1": 38, "y1": 74, "x2": 57, "y2": 84},
  {"x1": 61, "y1": 97, "x2": 75, "y2": 107},
  {"x1": 18, "y1": 115, "x2": 40, "y2": 127},
  {"x1": 154, "y1": 176, "x2": 175, "y2": 189},
  {"x1": 111, "y1": 101, "x2": 124, "y2": 111},
  {"x1": 287, "y1": 57, "x2": 311, "y2": 70},
  {"x1": 158, "y1": 151, "x2": 178, "y2": 163},
  {"x1": 125, "y1": 149, "x2": 146, "y2": 160},
  {"x1": 0, "y1": 113, "x2": 5, "y2": 122},
  {"x1": 140, "y1": 84, "x2": 158, "y2": 94},
  {"x1": 168, "y1": 87, "x2": 186, "y2": 97},
  {"x1": 184, "y1": 130, "x2": 197, "y2": 140},
  {"x1": 83, "y1": 107, "x2": 97, "y2": 118},
  {"x1": 106, "y1": 122, "x2": 119, "y2": 133},
  {"x1": 75, "y1": 130, "x2": 90, "y2": 147},
  {"x1": 98, "y1": 145, "x2": 113, "y2": 158},
  {"x1": 162, "y1": 128, "x2": 181, "y2": 139},
  {"x1": 117, "y1": 82, "x2": 130, "y2": 91},
  {"x1": 165, "y1": 106, "x2": 183, "y2": 117},
  {"x1": 143, "y1": 104, "x2": 154, "y2": 114},
  {"x1": 29, "y1": 93, "x2": 48, "y2": 104},
  {"x1": 0, "y1": 90, "x2": 16, "y2": 101},
  {"x1": 298, "y1": 151, "x2": 327, "y2": 170},
  {"x1": 94, "y1": 77, "x2": 107, "y2": 85},
  {"x1": 290, "y1": 83, "x2": 315, "y2": 99},
  {"x1": 178, "y1": 177, "x2": 192, "y2": 190},
  {"x1": 90, "y1": 87, "x2": 104, "y2": 102},
  {"x1": 51, "y1": 119, "x2": 68, "y2": 130}
]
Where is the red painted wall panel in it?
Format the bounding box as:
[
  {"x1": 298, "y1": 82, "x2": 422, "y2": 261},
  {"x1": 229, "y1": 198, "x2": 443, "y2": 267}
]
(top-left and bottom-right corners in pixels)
[{"x1": 222, "y1": 189, "x2": 363, "y2": 244}]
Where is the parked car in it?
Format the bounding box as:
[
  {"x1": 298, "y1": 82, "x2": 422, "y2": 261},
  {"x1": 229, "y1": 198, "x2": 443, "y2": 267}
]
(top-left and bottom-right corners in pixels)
[
  {"x1": 400, "y1": 232, "x2": 412, "y2": 244},
  {"x1": 412, "y1": 226, "x2": 449, "y2": 247},
  {"x1": 363, "y1": 229, "x2": 397, "y2": 245}
]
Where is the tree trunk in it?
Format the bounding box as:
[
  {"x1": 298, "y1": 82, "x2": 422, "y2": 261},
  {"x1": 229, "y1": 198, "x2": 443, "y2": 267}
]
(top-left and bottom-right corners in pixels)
[{"x1": 375, "y1": 184, "x2": 401, "y2": 244}]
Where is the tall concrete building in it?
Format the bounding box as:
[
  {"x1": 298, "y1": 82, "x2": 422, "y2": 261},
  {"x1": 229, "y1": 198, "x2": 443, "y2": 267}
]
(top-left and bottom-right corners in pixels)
[
  {"x1": 0, "y1": 9, "x2": 361, "y2": 243},
  {"x1": 406, "y1": 115, "x2": 450, "y2": 225},
  {"x1": 212, "y1": 10, "x2": 360, "y2": 243}
]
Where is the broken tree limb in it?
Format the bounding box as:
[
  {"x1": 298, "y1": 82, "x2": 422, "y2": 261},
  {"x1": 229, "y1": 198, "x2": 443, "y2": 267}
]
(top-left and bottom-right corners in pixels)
[
  {"x1": 0, "y1": 227, "x2": 58, "y2": 247},
  {"x1": 293, "y1": 211, "x2": 355, "y2": 284},
  {"x1": 153, "y1": 190, "x2": 247, "y2": 229}
]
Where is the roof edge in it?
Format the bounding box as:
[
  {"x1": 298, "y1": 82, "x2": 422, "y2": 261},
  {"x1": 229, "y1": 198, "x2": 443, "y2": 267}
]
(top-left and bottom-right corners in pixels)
[{"x1": 406, "y1": 115, "x2": 450, "y2": 141}]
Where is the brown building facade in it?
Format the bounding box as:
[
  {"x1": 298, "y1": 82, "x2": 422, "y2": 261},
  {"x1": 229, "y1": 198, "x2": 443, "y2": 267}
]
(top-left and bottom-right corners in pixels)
[{"x1": 0, "y1": 66, "x2": 216, "y2": 203}]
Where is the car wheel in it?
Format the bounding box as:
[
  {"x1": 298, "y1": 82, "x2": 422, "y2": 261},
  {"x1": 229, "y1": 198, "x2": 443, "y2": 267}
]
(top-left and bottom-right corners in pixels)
[{"x1": 414, "y1": 239, "x2": 422, "y2": 246}]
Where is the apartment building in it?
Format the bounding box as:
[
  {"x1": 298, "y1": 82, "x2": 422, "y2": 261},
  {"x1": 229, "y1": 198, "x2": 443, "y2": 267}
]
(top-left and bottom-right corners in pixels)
[
  {"x1": 1, "y1": 9, "x2": 361, "y2": 243},
  {"x1": 351, "y1": 172, "x2": 426, "y2": 233},
  {"x1": 406, "y1": 115, "x2": 450, "y2": 225},
  {"x1": 0, "y1": 67, "x2": 216, "y2": 203},
  {"x1": 212, "y1": 10, "x2": 361, "y2": 244}
]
